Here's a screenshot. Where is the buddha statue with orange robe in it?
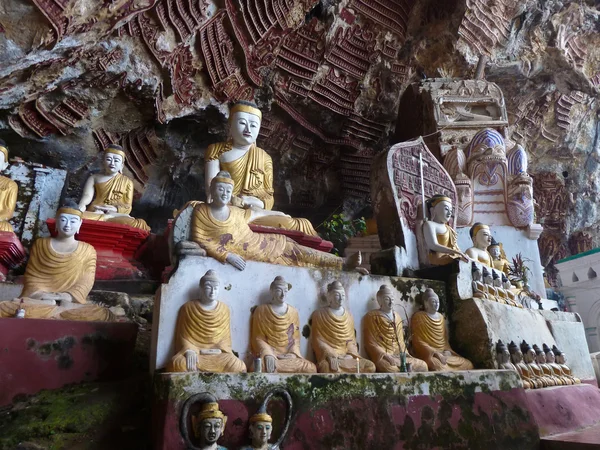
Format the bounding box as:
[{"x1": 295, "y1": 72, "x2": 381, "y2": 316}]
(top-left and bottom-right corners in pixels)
[
  {"x1": 508, "y1": 340, "x2": 541, "y2": 389},
  {"x1": 422, "y1": 195, "x2": 469, "y2": 266},
  {"x1": 250, "y1": 276, "x2": 316, "y2": 373},
  {"x1": 363, "y1": 285, "x2": 427, "y2": 372},
  {"x1": 543, "y1": 343, "x2": 574, "y2": 385},
  {"x1": 167, "y1": 269, "x2": 246, "y2": 373},
  {"x1": 465, "y1": 223, "x2": 493, "y2": 267},
  {"x1": 488, "y1": 237, "x2": 511, "y2": 275},
  {"x1": 190, "y1": 170, "x2": 363, "y2": 272},
  {"x1": 204, "y1": 101, "x2": 317, "y2": 236},
  {"x1": 411, "y1": 288, "x2": 473, "y2": 371},
  {"x1": 0, "y1": 207, "x2": 113, "y2": 321},
  {"x1": 78, "y1": 144, "x2": 150, "y2": 231},
  {"x1": 0, "y1": 139, "x2": 17, "y2": 232},
  {"x1": 553, "y1": 345, "x2": 580, "y2": 384},
  {"x1": 521, "y1": 340, "x2": 554, "y2": 387},
  {"x1": 310, "y1": 281, "x2": 375, "y2": 373}
]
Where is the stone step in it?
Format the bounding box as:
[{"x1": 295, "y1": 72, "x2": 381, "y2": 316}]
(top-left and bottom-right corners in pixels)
[{"x1": 541, "y1": 423, "x2": 600, "y2": 449}]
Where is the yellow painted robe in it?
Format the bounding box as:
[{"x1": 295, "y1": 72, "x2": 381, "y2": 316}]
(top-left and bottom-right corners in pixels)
[
  {"x1": 0, "y1": 175, "x2": 17, "y2": 232},
  {"x1": 310, "y1": 308, "x2": 375, "y2": 373},
  {"x1": 168, "y1": 300, "x2": 246, "y2": 373},
  {"x1": 191, "y1": 204, "x2": 342, "y2": 270},
  {"x1": 206, "y1": 142, "x2": 317, "y2": 236},
  {"x1": 363, "y1": 310, "x2": 427, "y2": 373},
  {"x1": 251, "y1": 304, "x2": 316, "y2": 373},
  {"x1": 428, "y1": 224, "x2": 462, "y2": 266},
  {"x1": 0, "y1": 238, "x2": 113, "y2": 321},
  {"x1": 410, "y1": 311, "x2": 473, "y2": 371},
  {"x1": 84, "y1": 173, "x2": 150, "y2": 231}
]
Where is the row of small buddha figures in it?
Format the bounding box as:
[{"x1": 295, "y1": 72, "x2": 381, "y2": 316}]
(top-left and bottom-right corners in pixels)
[
  {"x1": 167, "y1": 270, "x2": 474, "y2": 375},
  {"x1": 495, "y1": 339, "x2": 580, "y2": 388}
]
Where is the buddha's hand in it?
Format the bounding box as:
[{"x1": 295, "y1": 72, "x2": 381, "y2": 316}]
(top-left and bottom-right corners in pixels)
[
  {"x1": 433, "y1": 352, "x2": 447, "y2": 365},
  {"x1": 241, "y1": 196, "x2": 265, "y2": 209},
  {"x1": 184, "y1": 350, "x2": 198, "y2": 372},
  {"x1": 454, "y1": 250, "x2": 470, "y2": 263},
  {"x1": 38, "y1": 292, "x2": 62, "y2": 303},
  {"x1": 199, "y1": 349, "x2": 222, "y2": 355},
  {"x1": 94, "y1": 205, "x2": 117, "y2": 214},
  {"x1": 327, "y1": 356, "x2": 340, "y2": 372},
  {"x1": 226, "y1": 253, "x2": 246, "y2": 271},
  {"x1": 443, "y1": 350, "x2": 452, "y2": 357},
  {"x1": 278, "y1": 353, "x2": 297, "y2": 359},
  {"x1": 264, "y1": 355, "x2": 276, "y2": 373}
]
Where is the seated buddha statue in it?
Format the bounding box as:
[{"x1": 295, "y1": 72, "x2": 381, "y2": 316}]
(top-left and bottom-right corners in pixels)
[
  {"x1": 205, "y1": 101, "x2": 317, "y2": 236},
  {"x1": 78, "y1": 144, "x2": 150, "y2": 231},
  {"x1": 0, "y1": 207, "x2": 113, "y2": 321},
  {"x1": 543, "y1": 343, "x2": 573, "y2": 385},
  {"x1": 488, "y1": 237, "x2": 511, "y2": 275},
  {"x1": 520, "y1": 340, "x2": 553, "y2": 387},
  {"x1": 363, "y1": 285, "x2": 427, "y2": 372},
  {"x1": 0, "y1": 139, "x2": 18, "y2": 232},
  {"x1": 508, "y1": 341, "x2": 540, "y2": 389},
  {"x1": 250, "y1": 276, "x2": 316, "y2": 373},
  {"x1": 411, "y1": 288, "x2": 473, "y2": 371},
  {"x1": 465, "y1": 223, "x2": 493, "y2": 267},
  {"x1": 167, "y1": 269, "x2": 246, "y2": 373},
  {"x1": 239, "y1": 406, "x2": 275, "y2": 450},
  {"x1": 553, "y1": 345, "x2": 580, "y2": 384},
  {"x1": 310, "y1": 281, "x2": 375, "y2": 373},
  {"x1": 422, "y1": 194, "x2": 469, "y2": 266},
  {"x1": 471, "y1": 262, "x2": 487, "y2": 299},
  {"x1": 533, "y1": 344, "x2": 563, "y2": 385},
  {"x1": 191, "y1": 170, "x2": 364, "y2": 272},
  {"x1": 191, "y1": 396, "x2": 229, "y2": 450},
  {"x1": 495, "y1": 339, "x2": 525, "y2": 385}
]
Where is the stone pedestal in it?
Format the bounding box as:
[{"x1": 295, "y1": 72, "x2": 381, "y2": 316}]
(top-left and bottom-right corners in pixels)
[
  {"x1": 47, "y1": 218, "x2": 151, "y2": 280},
  {"x1": 0, "y1": 231, "x2": 26, "y2": 281}
]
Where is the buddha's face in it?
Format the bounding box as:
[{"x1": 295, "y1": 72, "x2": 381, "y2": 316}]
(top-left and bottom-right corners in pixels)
[
  {"x1": 556, "y1": 353, "x2": 566, "y2": 364},
  {"x1": 510, "y1": 349, "x2": 523, "y2": 364},
  {"x1": 489, "y1": 246, "x2": 500, "y2": 260},
  {"x1": 271, "y1": 284, "x2": 288, "y2": 305},
  {"x1": 483, "y1": 274, "x2": 493, "y2": 285},
  {"x1": 230, "y1": 111, "x2": 261, "y2": 146},
  {"x1": 535, "y1": 352, "x2": 546, "y2": 364},
  {"x1": 523, "y1": 349, "x2": 536, "y2": 363},
  {"x1": 377, "y1": 292, "x2": 394, "y2": 314},
  {"x1": 497, "y1": 349, "x2": 510, "y2": 364},
  {"x1": 328, "y1": 288, "x2": 345, "y2": 309},
  {"x1": 103, "y1": 152, "x2": 123, "y2": 175},
  {"x1": 493, "y1": 276, "x2": 501, "y2": 287},
  {"x1": 545, "y1": 351, "x2": 555, "y2": 363},
  {"x1": 198, "y1": 418, "x2": 223, "y2": 445},
  {"x1": 57, "y1": 213, "x2": 82, "y2": 237},
  {"x1": 423, "y1": 293, "x2": 439, "y2": 314},
  {"x1": 200, "y1": 280, "x2": 219, "y2": 303},
  {"x1": 475, "y1": 228, "x2": 492, "y2": 248},
  {"x1": 250, "y1": 421, "x2": 272, "y2": 447},
  {"x1": 211, "y1": 181, "x2": 233, "y2": 206},
  {"x1": 431, "y1": 200, "x2": 453, "y2": 224}
]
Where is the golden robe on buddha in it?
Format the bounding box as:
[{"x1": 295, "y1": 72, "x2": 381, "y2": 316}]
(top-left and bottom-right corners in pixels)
[
  {"x1": 191, "y1": 204, "x2": 342, "y2": 270},
  {"x1": 206, "y1": 142, "x2": 317, "y2": 236},
  {"x1": 83, "y1": 173, "x2": 150, "y2": 231},
  {"x1": 167, "y1": 300, "x2": 246, "y2": 373},
  {"x1": 0, "y1": 238, "x2": 113, "y2": 321},
  {"x1": 410, "y1": 311, "x2": 473, "y2": 371},
  {"x1": 251, "y1": 304, "x2": 316, "y2": 373},
  {"x1": 428, "y1": 224, "x2": 462, "y2": 266},
  {"x1": 310, "y1": 308, "x2": 375, "y2": 373},
  {"x1": 363, "y1": 310, "x2": 428, "y2": 372},
  {"x1": 0, "y1": 175, "x2": 17, "y2": 232}
]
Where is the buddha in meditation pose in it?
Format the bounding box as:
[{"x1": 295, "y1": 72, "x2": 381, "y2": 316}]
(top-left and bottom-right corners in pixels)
[
  {"x1": 411, "y1": 288, "x2": 473, "y2": 371},
  {"x1": 0, "y1": 139, "x2": 17, "y2": 232},
  {"x1": 488, "y1": 237, "x2": 511, "y2": 275},
  {"x1": 465, "y1": 223, "x2": 493, "y2": 267},
  {"x1": 543, "y1": 343, "x2": 574, "y2": 385},
  {"x1": 78, "y1": 144, "x2": 150, "y2": 231},
  {"x1": 205, "y1": 101, "x2": 317, "y2": 236},
  {"x1": 0, "y1": 207, "x2": 113, "y2": 321},
  {"x1": 191, "y1": 398, "x2": 229, "y2": 450},
  {"x1": 310, "y1": 281, "x2": 375, "y2": 373},
  {"x1": 508, "y1": 340, "x2": 539, "y2": 389},
  {"x1": 167, "y1": 269, "x2": 246, "y2": 373},
  {"x1": 422, "y1": 195, "x2": 469, "y2": 266},
  {"x1": 239, "y1": 407, "x2": 274, "y2": 450},
  {"x1": 553, "y1": 345, "x2": 580, "y2": 384},
  {"x1": 521, "y1": 340, "x2": 553, "y2": 387},
  {"x1": 533, "y1": 344, "x2": 563, "y2": 385},
  {"x1": 495, "y1": 340, "x2": 519, "y2": 374},
  {"x1": 251, "y1": 276, "x2": 316, "y2": 373},
  {"x1": 363, "y1": 285, "x2": 427, "y2": 372},
  {"x1": 191, "y1": 170, "x2": 363, "y2": 272}
]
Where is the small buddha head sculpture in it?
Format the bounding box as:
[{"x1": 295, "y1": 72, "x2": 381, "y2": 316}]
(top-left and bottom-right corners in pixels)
[
  {"x1": 422, "y1": 288, "x2": 440, "y2": 315},
  {"x1": 482, "y1": 266, "x2": 493, "y2": 285},
  {"x1": 326, "y1": 281, "x2": 346, "y2": 310},
  {"x1": 229, "y1": 101, "x2": 262, "y2": 147},
  {"x1": 210, "y1": 170, "x2": 235, "y2": 206},
  {"x1": 192, "y1": 399, "x2": 227, "y2": 445},
  {"x1": 496, "y1": 340, "x2": 510, "y2": 365},
  {"x1": 248, "y1": 405, "x2": 273, "y2": 448},
  {"x1": 376, "y1": 285, "x2": 395, "y2": 314},
  {"x1": 552, "y1": 345, "x2": 567, "y2": 364},
  {"x1": 508, "y1": 341, "x2": 523, "y2": 364},
  {"x1": 270, "y1": 276, "x2": 291, "y2": 306},
  {"x1": 543, "y1": 344, "x2": 555, "y2": 363},
  {"x1": 520, "y1": 340, "x2": 536, "y2": 363},
  {"x1": 56, "y1": 206, "x2": 83, "y2": 238},
  {"x1": 470, "y1": 223, "x2": 492, "y2": 249},
  {"x1": 532, "y1": 344, "x2": 546, "y2": 363},
  {"x1": 501, "y1": 274, "x2": 512, "y2": 290},
  {"x1": 199, "y1": 270, "x2": 220, "y2": 304},
  {"x1": 471, "y1": 261, "x2": 482, "y2": 282},
  {"x1": 488, "y1": 237, "x2": 501, "y2": 260},
  {"x1": 426, "y1": 194, "x2": 453, "y2": 224},
  {"x1": 0, "y1": 139, "x2": 9, "y2": 171},
  {"x1": 492, "y1": 270, "x2": 502, "y2": 287},
  {"x1": 103, "y1": 144, "x2": 125, "y2": 175}
]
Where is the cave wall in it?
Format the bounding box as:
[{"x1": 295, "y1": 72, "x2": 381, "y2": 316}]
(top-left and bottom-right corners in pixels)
[{"x1": 0, "y1": 0, "x2": 598, "y2": 280}]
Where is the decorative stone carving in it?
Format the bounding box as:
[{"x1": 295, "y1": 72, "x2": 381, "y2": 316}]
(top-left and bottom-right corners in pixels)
[
  {"x1": 181, "y1": 393, "x2": 229, "y2": 450},
  {"x1": 240, "y1": 388, "x2": 293, "y2": 450}
]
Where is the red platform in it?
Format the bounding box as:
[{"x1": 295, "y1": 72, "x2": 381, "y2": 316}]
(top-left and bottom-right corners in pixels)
[
  {"x1": 47, "y1": 218, "x2": 151, "y2": 280},
  {"x1": 0, "y1": 318, "x2": 138, "y2": 406},
  {"x1": 0, "y1": 231, "x2": 26, "y2": 281}
]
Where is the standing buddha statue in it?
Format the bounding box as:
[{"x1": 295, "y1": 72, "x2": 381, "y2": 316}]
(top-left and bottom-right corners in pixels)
[
  {"x1": 78, "y1": 144, "x2": 150, "y2": 231},
  {"x1": 0, "y1": 139, "x2": 17, "y2": 232},
  {"x1": 465, "y1": 223, "x2": 493, "y2": 267},
  {"x1": 205, "y1": 101, "x2": 317, "y2": 236},
  {"x1": 410, "y1": 288, "x2": 473, "y2": 371}
]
